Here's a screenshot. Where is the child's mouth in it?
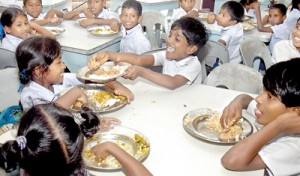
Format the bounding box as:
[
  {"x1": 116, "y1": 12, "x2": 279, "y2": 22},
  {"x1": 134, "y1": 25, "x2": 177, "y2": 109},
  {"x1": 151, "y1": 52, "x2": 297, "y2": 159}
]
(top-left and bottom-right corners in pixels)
[{"x1": 166, "y1": 46, "x2": 174, "y2": 52}]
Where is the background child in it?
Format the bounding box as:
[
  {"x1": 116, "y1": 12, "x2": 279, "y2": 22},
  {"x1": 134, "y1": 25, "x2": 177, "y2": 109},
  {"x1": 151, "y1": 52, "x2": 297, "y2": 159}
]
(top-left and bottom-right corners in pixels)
[
  {"x1": 240, "y1": 0, "x2": 258, "y2": 19},
  {"x1": 171, "y1": 0, "x2": 199, "y2": 24},
  {"x1": 119, "y1": 0, "x2": 151, "y2": 54},
  {"x1": 63, "y1": 0, "x2": 119, "y2": 31},
  {"x1": 23, "y1": 0, "x2": 64, "y2": 26},
  {"x1": 16, "y1": 36, "x2": 134, "y2": 111},
  {"x1": 220, "y1": 58, "x2": 300, "y2": 176},
  {"x1": 0, "y1": 7, "x2": 55, "y2": 52},
  {"x1": 0, "y1": 103, "x2": 152, "y2": 176},
  {"x1": 254, "y1": 0, "x2": 300, "y2": 53},
  {"x1": 207, "y1": 1, "x2": 244, "y2": 63},
  {"x1": 271, "y1": 17, "x2": 300, "y2": 64},
  {"x1": 90, "y1": 17, "x2": 209, "y2": 89},
  {"x1": 253, "y1": 3, "x2": 287, "y2": 53}
]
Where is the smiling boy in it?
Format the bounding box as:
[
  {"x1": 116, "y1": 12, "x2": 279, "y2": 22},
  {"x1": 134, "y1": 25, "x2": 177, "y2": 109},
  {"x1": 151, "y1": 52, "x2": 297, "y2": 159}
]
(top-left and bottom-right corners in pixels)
[
  {"x1": 89, "y1": 17, "x2": 209, "y2": 89},
  {"x1": 119, "y1": 0, "x2": 151, "y2": 54}
]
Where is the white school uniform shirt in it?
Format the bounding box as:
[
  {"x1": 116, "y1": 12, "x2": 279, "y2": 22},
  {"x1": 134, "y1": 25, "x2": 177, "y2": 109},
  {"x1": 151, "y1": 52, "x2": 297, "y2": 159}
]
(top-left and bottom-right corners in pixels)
[
  {"x1": 26, "y1": 13, "x2": 45, "y2": 21},
  {"x1": 220, "y1": 23, "x2": 243, "y2": 63},
  {"x1": 1, "y1": 34, "x2": 23, "y2": 52},
  {"x1": 171, "y1": 7, "x2": 198, "y2": 24},
  {"x1": 247, "y1": 100, "x2": 300, "y2": 176},
  {"x1": 244, "y1": 8, "x2": 256, "y2": 20},
  {"x1": 20, "y1": 73, "x2": 82, "y2": 111},
  {"x1": 152, "y1": 50, "x2": 201, "y2": 84},
  {"x1": 271, "y1": 40, "x2": 300, "y2": 64},
  {"x1": 120, "y1": 24, "x2": 151, "y2": 54},
  {"x1": 268, "y1": 24, "x2": 288, "y2": 53},
  {"x1": 79, "y1": 8, "x2": 119, "y2": 21}
]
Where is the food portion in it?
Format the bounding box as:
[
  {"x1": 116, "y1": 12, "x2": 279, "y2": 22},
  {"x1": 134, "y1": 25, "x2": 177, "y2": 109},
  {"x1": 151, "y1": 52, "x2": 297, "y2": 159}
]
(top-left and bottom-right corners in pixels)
[
  {"x1": 205, "y1": 112, "x2": 243, "y2": 142},
  {"x1": 90, "y1": 26, "x2": 115, "y2": 35},
  {"x1": 242, "y1": 24, "x2": 255, "y2": 31}
]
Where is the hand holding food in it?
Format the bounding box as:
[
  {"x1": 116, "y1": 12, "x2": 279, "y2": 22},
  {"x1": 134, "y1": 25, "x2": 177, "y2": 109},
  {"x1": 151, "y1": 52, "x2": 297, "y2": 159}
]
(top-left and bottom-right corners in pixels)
[
  {"x1": 87, "y1": 53, "x2": 109, "y2": 71},
  {"x1": 207, "y1": 12, "x2": 216, "y2": 24}
]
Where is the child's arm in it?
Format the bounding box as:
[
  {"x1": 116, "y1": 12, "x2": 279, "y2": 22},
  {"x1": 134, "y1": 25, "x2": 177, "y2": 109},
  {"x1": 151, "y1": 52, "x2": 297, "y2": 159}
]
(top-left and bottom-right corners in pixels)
[
  {"x1": 104, "y1": 80, "x2": 134, "y2": 102},
  {"x1": 124, "y1": 65, "x2": 189, "y2": 90},
  {"x1": 185, "y1": 9, "x2": 199, "y2": 18},
  {"x1": 221, "y1": 111, "x2": 300, "y2": 171},
  {"x1": 207, "y1": 12, "x2": 216, "y2": 24},
  {"x1": 92, "y1": 141, "x2": 153, "y2": 176},
  {"x1": 29, "y1": 22, "x2": 56, "y2": 39},
  {"x1": 54, "y1": 86, "x2": 87, "y2": 109},
  {"x1": 80, "y1": 18, "x2": 120, "y2": 31},
  {"x1": 253, "y1": 2, "x2": 273, "y2": 33},
  {"x1": 45, "y1": 9, "x2": 64, "y2": 18},
  {"x1": 220, "y1": 94, "x2": 254, "y2": 129},
  {"x1": 63, "y1": 8, "x2": 87, "y2": 20}
]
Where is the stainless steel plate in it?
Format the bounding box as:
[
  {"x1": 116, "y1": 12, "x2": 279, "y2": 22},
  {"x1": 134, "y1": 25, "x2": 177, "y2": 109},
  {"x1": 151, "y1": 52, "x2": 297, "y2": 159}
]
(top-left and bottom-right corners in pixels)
[
  {"x1": 71, "y1": 84, "x2": 127, "y2": 113},
  {"x1": 183, "y1": 108, "x2": 253, "y2": 144},
  {"x1": 44, "y1": 26, "x2": 65, "y2": 36},
  {"x1": 83, "y1": 125, "x2": 150, "y2": 171},
  {"x1": 87, "y1": 26, "x2": 119, "y2": 37},
  {"x1": 77, "y1": 62, "x2": 130, "y2": 83}
]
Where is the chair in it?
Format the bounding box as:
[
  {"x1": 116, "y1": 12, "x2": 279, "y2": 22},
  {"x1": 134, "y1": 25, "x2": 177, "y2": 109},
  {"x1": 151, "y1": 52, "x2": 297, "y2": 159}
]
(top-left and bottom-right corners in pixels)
[
  {"x1": 141, "y1": 10, "x2": 167, "y2": 50},
  {"x1": 204, "y1": 63, "x2": 263, "y2": 94},
  {"x1": 239, "y1": 38, "x2": 272, "y2": 71},
  {"x1": 197, "y1": 40, "x2": 229, "y2": 83},
  {"x1": 0, "y1": 48, "x2": 18, "y2": 69}
]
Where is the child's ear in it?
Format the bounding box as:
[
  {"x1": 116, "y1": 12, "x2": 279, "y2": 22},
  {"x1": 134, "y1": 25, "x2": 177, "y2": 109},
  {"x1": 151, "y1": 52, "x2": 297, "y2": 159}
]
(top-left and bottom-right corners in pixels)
[
  {"x1": 187, "y1": 45, "x2": 198, "y2": 55},
  {"x1": 3, "y1": 26, "x2": 11, "y2": 34},
  {"x1": 138, "y1": 16, "x2": 143, "y2": 23},
  {"x1": 34, "y1": 67, "x2": 43, "y2": 77}
]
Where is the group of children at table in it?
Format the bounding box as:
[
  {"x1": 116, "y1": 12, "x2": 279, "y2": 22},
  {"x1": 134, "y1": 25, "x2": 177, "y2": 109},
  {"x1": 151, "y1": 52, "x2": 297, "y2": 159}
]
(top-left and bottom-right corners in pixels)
[{"x1": 0, "y1": 0, "x2": 300, "y2": 176}]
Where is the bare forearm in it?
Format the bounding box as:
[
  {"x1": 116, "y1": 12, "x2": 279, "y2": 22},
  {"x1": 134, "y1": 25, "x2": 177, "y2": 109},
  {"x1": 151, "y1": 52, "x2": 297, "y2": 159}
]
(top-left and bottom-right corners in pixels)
[
  {"x1": 106, "y1": 51, "x2": 151, "y2": 66},
  {"x1": 231, "y1": 94, "x2": 254, "y2": 109},
  {"x1": 30, "y1": 22, "x2": 56, "y2": 39},
  {"x1": 63, "y1": 9, "x2": 81, "y2": 19}
]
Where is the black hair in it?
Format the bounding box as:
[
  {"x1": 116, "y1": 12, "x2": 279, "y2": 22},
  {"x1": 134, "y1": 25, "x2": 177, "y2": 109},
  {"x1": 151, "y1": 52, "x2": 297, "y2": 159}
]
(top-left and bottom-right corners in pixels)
[
  {"x1": 0, "y1": 7, "x2": 27, "y2": 28},
  {"x1": 270, "y1": 3, "x2": 287, "y2": 16},
  {"x1": 263, "y1": 58, "x2": 300, "y2": 107},
  {"x1": 240, "y1": 0, "x2": 256, "y2": 6},
  {"x1": 291, "y1": 0, "x2": 300, "y2": 11},
  {"x1": 222, "y1": 1, "x2": 244, "y2": 23},
  {"x1": 170, "y1": 17, "x2": 209, "y2": 56},
  {"x1": 122, "y1": 0, "x2": 143, "y2": 16},
  {"x1": 0, "y1": 103, "x2": 100, "y2": 176},
  {"x1": 15, "y1": 36, "x2": 61, "y2": 85}
]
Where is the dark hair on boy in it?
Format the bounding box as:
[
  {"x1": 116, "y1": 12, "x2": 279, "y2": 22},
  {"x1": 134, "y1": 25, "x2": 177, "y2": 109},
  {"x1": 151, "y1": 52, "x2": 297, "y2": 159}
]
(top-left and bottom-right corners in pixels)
[
  {"x1": 171, "y1": 17, "x2": 209, "y2": 56},
  {"x1": 0, "y1": 103, "x2": 99, "y2": 176},
  {"x1": 0, "y1": 7, "x2": 27, "y2": 27},
  {"x1": 122, "y1": 0, "x2": 143, "y2": 16},
  {"x1": 240, "y1": 0, "x2": 256, "y2": 5},
  {"x1": 16, "y1": 36, "x2": 61, "y2": 85},
  {"x1": 222, "y1": 1, "x2": 244, "y2": 23},
  {"x1": 23, "y1": 0, "x2": 42, "y2": 5},
  {"x1": 263, "y1": 58, "x2": 300, "y2": 107},
  {"x1": 291, "y1": 0, "x2": 300, "y2": 10},
  {"x1": 270, "y1": 3, "x2": 287, "y2": 16}
]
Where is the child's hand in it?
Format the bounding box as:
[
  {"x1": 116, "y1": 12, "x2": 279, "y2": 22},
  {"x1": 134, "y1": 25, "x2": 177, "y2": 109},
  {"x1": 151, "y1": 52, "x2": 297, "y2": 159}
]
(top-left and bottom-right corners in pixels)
[
  {"x1": 123, "y1": 65, "x2": 142, "y2": 81},
  {"x1": 207, "y1": 12, "x2": 216, "y2": 24},
  {"x1": 49, "y1": 17, "x2": 62, "y2": 24},
  {"x1": 75, "y1": 87, "x2": 88, "y2": 105},
  {"x1": 79, "y1": 18, "x2": 95, "y2": 27},
  {"x1": 99, "y1": 117, "x2": 121, "y2": 132},
  {"x1": 110, "y1": 20, "x2": 120, "y2": 32},
  {"x1": 83, "y1": 9, "x2": 94, "y2": 19},
  {"x1": 87, "y1": 52, "x2": 109, "y2": 70},
  {"x1": 220, "y1": 102, "x2": 243, "y2": 130},
  {"x1": 113, "y1": 82, "x2": 134, "y2": 102},
  {"x1": 91, "y1": 141, "x2": 114, "y2": 161}
]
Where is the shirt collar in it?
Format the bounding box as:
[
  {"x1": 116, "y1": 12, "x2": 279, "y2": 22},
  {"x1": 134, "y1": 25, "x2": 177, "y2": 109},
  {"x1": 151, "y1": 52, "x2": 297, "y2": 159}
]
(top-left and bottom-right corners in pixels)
[
  {"x1": 121, "y1": 24, "x2": 142, "y2": 36},
  {"x1": 175, "y1": 55, "x2": 197, "y2": 67}
]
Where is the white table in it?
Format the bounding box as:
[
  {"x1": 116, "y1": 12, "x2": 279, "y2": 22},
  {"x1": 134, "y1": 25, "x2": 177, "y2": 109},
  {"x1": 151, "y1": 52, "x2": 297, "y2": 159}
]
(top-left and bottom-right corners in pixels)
[
  {"x1": 110, "y1": 0, "x2": 178, "y2": 12},
  {"x1": 51, "y1": 20, "x2": 121, "y2": 73}
]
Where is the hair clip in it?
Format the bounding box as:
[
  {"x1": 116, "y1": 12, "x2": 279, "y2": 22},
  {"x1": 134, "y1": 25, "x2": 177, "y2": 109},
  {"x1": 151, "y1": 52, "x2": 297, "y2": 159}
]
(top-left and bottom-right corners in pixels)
[
  {"x1": 73, "y1": 113, "x2": 86, "y2": 125},
  {"x1": 16, "y1": 136, "x2": 27, "y2": 150},
  {"x1": 19, "y1": 69, "x2": 27, "y2": 79}
]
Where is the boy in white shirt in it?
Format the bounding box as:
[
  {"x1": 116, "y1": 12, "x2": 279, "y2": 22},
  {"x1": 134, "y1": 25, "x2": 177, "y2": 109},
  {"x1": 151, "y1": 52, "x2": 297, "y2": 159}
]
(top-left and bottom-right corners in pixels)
[
  {"x1": 171, "y1": 0, "x2": 199, "y2": 24},
  {"x1": 119, "y1": 0, "x2": 151, "y2": 54}
]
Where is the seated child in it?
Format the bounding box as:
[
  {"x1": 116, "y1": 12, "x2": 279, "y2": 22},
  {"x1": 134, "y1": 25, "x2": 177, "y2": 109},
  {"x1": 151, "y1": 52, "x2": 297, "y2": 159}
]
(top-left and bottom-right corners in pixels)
[
  {"x1": 16, "y1": 36, "x2": 134, "y2": 111},
  {"x1": 271, "y1": 17, "x2": 300, "y2": 64},
  {"x1": 207, "y1": 1, "x2": 244, "y2": 63},
  {"x1": 253, "y1": 3, "x2": 287, "y2": 53},
  {"x1": 89, "y1": 17, "x2": 209, "y2": 89},
  {"x1": 171, "y1": 0, "x2": 199, "y2": 24},
  {"x1": 119, "y1": 0, "x2": 151, "y2": 54},
  {"x1": 0, "y1": 103, "x2": 152, "y2": 176},
  {"x1": 240, "y1": 0, "x2": 258, "y2": 19},
  {"x1": 23, "y1": 0, "x2": 64, "y2": 26},
  {"x1": 254, "y1": 0, "x2": 300, "y2": 52},
  {"x1": 0, "y1": 7, "x2": 55, "y2": 52},
  {"x1": 63, "y1": 0, "x2": 119, "y2": 31},
  {"x1": 220, "y1": 58, "x2": 300, "y2": 176}
]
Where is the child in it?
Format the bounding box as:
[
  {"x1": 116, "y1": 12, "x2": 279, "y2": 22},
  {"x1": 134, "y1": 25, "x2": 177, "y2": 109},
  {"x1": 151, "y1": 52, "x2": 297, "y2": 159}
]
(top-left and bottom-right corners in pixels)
[
  {"x1": 254, "y1": 0, "x2": 300, "y2": 53},
  {"x1": 207, "y1": 1, "x2": 244, "y2": 63},
  {"x1": 253, "y1": 3, "x2": 287, "y2": 53},
  {"x1": 0, "y1": 7, "x2": 55, "y2": 52},
  {"x1": 240, "y1": 0, "x2": 258, "y2": 19},
  {"x1": 0, "y1": 103, "x2": 152, "y2": 176},
  {"x1": 63, "y1": 0, "x2": 119, "y2": 31},
  {"x1": 271, "y1": 17, "x2": 300, "y2": 64},
  {"x1": 89, "y1": 17, "x2": 209, "y2": 89},
  {"x1": 23, "y1": 0, "x2": 64, "y2": 26},
  {"x1": 16, "y1": 36, "x2": 134, "y2": 111},
  {"x1": 171, "y1": 0, "x2": 199, "y2": 24},
  {"x1": 119, "y1": 0, "x2": 151, "y2": 54},
  {"x1": 220, "y1": 58, "x2": 300, "y2": 176}
]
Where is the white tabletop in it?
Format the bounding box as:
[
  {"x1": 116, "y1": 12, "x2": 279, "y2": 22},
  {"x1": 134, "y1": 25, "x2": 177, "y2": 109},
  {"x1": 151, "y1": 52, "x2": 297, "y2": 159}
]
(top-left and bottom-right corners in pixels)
[{"x1": 0, "y1": 78, "x2": 264, "y2": 176}]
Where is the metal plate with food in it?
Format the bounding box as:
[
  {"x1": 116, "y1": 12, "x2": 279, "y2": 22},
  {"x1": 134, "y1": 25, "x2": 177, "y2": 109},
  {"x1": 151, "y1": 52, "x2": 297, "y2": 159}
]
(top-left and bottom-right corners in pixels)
[
  {"x1": 77, "y1": 62, "x2": 130, "y2": 83},
  {"x1": 44, "y1": 26, "x2": 65, "y2": 36},
  {"x1": 242, "y1": 23, "x2": 255, "y2": 31},
  {"x1": 183, "y1": 108, "x2": 253, "y2": 144},
  {"x1": 197, "y1": 13, "x2": 209, "y2": 19},
  {"x1": 87, "y1": 26, "x2": 118, "y2": 36},
  {"x1": 83, "y1": 125, "x2": 150, "y2": 171},
  {"x1": 71, "y1": 84, "x2": 127, "y2": 113}
]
